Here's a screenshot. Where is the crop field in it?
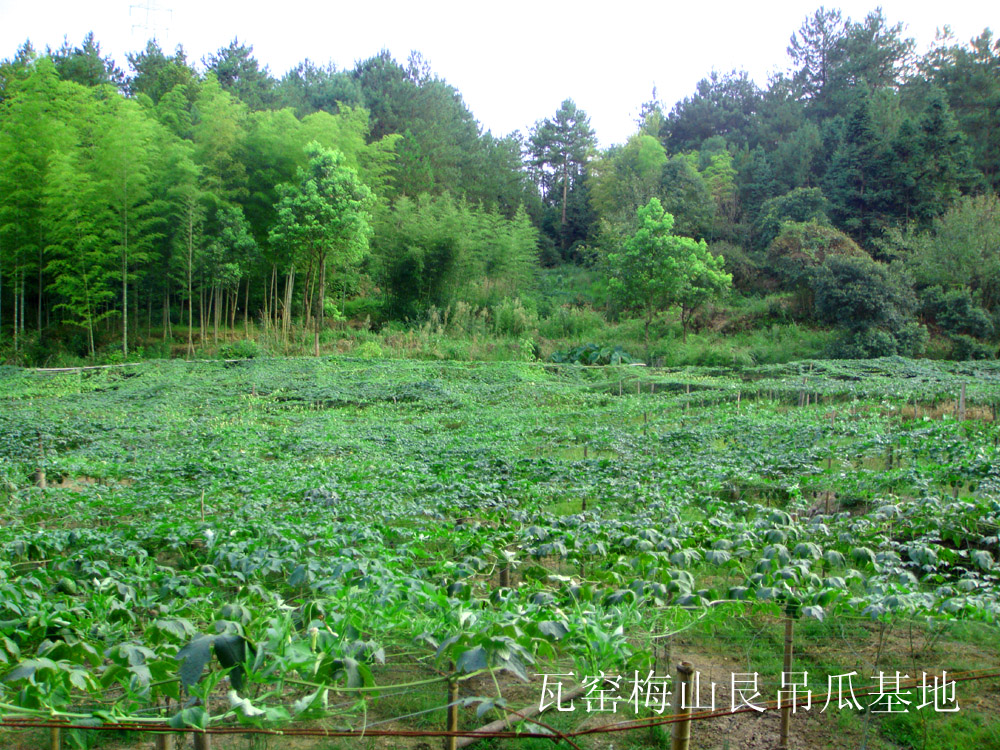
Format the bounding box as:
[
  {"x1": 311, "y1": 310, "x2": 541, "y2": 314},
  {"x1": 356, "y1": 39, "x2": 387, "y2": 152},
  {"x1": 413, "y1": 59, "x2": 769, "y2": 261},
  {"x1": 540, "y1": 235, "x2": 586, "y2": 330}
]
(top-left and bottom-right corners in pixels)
[{"x1": 2, "y1": 357, "x2": 1000, "y2": 750}]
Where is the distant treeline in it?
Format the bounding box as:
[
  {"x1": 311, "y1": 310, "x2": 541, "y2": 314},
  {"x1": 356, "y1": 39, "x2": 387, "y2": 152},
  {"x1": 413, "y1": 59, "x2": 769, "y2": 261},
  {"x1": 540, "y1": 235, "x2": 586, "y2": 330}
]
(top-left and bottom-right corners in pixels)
[{"x1": 1, "y1": 7, "x2": 999, "y2": 362}]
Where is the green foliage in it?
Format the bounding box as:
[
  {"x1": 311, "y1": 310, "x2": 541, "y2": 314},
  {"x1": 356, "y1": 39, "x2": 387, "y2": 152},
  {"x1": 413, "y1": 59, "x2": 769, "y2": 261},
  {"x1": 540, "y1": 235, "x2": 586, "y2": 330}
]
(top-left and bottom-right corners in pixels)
[
  {"x1": 907, "y1": 194, "x2": 1000, "y2": 311},
  {"x1": 754, "y1": 187, "x2": 830, "y2": 251},
  {"x1": 767, "y1": 220, "x2": 866, "y2": 291},
  {"x1": 375, "y1": 194, "x2": 538, "y2": 318},
  {"x1": 949, "y1": 333, "x2": 995, "y2": 361},
  {"x1": 548, "y1": 342, "x2": 637, "y2": 365},
  {"x1": 919, "y1": 286, "x2": 994, "y2": 340},
  {"x1": 218, "y1": 338, "x2": 261, "y2": 359},
  {"x1": 607, "y1": 198, "x2": 731, "y2": 345},
  {"x1": 812, "y1": 254, "x2": 926, "y2": 357}
]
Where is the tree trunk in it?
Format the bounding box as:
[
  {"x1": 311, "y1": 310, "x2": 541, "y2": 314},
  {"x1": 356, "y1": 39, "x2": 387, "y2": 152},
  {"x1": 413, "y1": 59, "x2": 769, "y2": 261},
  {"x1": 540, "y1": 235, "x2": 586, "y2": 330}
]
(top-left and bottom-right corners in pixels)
[
  {"x1": 244, "y1": 277, "x2": 250, "y2": 336},
  {"x1": 121, "y1": 176, "x2": 129, "y2": 358},
  {"x1": 37, "y1": 242, "x2": 43, "y2": 336},
  {"x1": 213, "y1": 285, "x2": 220, "y2": 344},
  {"x1": 282, "y1": 265, "x2": 295, "y2": 344},
  {"x1": 561, "y1": 156, "x2": 569, "y2": 228},
  {"x1": 314, "y1": 254, "x2": 326, "y2": 357},
  {"x1": 199, "y1": 285, "x2": 205, "y2": 350},
  {"x1": 187, "y1": 211, "x2": 195, "y2": 358},
  {"x1": 303, "y1": 256, "x2": 314, "y2": 332}
]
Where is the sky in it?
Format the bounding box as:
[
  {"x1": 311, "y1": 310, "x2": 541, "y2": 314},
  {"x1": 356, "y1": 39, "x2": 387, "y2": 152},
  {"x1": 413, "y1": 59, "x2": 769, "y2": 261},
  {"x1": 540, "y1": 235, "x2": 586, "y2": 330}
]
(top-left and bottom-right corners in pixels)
[{"x1": 0, "y1": 0, "x2": 995, "y2": 147}]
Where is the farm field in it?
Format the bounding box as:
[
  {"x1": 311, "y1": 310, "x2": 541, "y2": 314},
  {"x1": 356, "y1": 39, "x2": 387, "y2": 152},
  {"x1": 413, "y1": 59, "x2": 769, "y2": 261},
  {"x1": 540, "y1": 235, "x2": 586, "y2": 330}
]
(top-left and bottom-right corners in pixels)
[{"x1": 1, "y1": 356, "x2": 1000, "y2": 750}]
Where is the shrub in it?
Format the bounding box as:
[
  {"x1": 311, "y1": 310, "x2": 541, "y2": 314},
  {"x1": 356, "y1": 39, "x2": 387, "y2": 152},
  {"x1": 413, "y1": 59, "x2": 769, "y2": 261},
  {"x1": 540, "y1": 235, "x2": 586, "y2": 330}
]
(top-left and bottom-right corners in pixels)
[
  {"x1": 549, "y1": 343, "x2": 638, "y2": 365},
  {"x1": 919, "y1": 286, "x2": 994, "y2": 340},
  {"x1": 538, "y1": 306, "x2": 606, "y2": 339},
  {"x1": 219, "y1": 339, "x2": 260, "y2": 359},
  {"x1": 950, "y1": 334, "x2": 995, "y2": 361},
  {"x1": 492, "y1": 298, "x2": 536, "y2": 337},
  {"x1": 354, "y1": 341, "x2": 383, "y2": 359}
]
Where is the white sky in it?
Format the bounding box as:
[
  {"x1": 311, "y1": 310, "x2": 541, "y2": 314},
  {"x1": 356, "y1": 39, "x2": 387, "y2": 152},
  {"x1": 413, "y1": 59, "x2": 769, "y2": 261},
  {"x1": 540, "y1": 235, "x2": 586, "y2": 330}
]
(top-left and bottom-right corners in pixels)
[{"x1": 0, "y1": 0, "x2": 994, "y2": 147}]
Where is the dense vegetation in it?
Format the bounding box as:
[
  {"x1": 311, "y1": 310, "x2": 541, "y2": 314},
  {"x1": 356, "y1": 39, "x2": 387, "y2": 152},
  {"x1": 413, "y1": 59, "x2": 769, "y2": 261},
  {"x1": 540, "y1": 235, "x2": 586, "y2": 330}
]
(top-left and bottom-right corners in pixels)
[
  {"x1": 1, "y1": 8, "x2": 1000, "y2": 367},
  {"x1": 1, "y1": 357, "x2": 999, "y2": 748}
]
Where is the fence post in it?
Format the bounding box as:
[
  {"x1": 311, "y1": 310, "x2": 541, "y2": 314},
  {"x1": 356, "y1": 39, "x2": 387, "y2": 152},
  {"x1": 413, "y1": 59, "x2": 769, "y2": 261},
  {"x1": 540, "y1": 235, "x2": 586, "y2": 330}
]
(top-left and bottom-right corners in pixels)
[
  {"x1": 671, "y1": 661, "x2": 694, "y2": 750},
  {"x1": 446, "y1": 676, "x2": 460, "y2": 750},
  {"x1": 36, "y1": 431, "x2": 47, "y2": 489},
  {"x1": 778, "y1": 606, "x2": 796, "y2": 750}
]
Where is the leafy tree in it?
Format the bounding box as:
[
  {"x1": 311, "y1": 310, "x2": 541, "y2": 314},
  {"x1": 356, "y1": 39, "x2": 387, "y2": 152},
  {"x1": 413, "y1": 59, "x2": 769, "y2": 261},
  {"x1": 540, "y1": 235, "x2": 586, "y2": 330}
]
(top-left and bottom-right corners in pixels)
[
  {"x1": 0, "y1": 57, "x2": 76, "y2": 345},
  {"x1": 766, "y1": 219, "x2": 866, "y2": 297},
  {"x1": 528, "y1": 99, "x2": 597, "y2": 254},
  {"x1": 657, "y1": 155, "x2": 714, "y2": 240},
  {"x1": 94, "y1": 95, "x2": 164, "y2": 356},
  {"x1": 660, "y1": 71, "x2": 762, "y2": 152},
  {"x1": 607, "y1": 197, "x2": 731, "y2": 346},
  {"x1": 811, "y1": 253, "x2": 925, "y2": 357},
  {"x1": 274, "y1": 59, "x2": 363, "y2": 116},
  {"x1": 192, "y1": 75, "x2": 248, "y2": 204},
  {"x1": 204, "y1": 39, "x2": 275, "y2": 110},
  {"x1": 269, "y1": 143, "x2": 374, "y2": 355},
  {"x1": 754, "y1": 187, "x2": 830, "y2": 250},
  {"x1": 907, "y1": 194, "x2": 1000, "y2": 312},
  {"x1": 43, "y1": 143, "x2": 115, "y2": 356},
  {"x1": 893, "y1": 89, "x2": 978, "y2": 227},
  {"x1": 204, "y1": 205, "x2": 258, "y2": 340},
  {"x1": 126, "y1": 40, "x2": 196, "y2": 104},
  {"x1": 589, "y1": 134, "x2": 667, "y2": 229},
  {"x1": 49, "y1": 32, "x2": 124, "y2": 88},
  {"x1": 823, "y1": 89, "x2": 895, "y2": 247},
  {"x1": 920, "y1": 29, "x2": 1000, "y2": 191},
  {"x1": 770, "y1": 122, "x2": 823, "y2": 193}
]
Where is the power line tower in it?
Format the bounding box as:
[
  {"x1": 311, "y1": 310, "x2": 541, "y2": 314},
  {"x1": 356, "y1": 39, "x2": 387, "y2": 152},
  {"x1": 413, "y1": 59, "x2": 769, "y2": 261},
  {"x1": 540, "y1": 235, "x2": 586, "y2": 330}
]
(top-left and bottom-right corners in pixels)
[{"x1": 130, "y1": 0, "x2": 173, "y2": 45}]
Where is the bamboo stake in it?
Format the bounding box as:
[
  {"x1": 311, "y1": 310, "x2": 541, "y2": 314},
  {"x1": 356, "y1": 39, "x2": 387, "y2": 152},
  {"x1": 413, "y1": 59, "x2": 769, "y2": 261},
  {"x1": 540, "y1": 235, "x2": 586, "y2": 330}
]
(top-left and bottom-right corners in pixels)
[
  {"x1": 194, "y1": 731, "x2": 211, "y2": 750},
  {"x1": 155, "y1": 734, "x2": 175, "y2": 750},
  {"x1": 36, "y1": 431, "x2": 46, "y2": 489},
  {"x1": 959, "y1": 383, "x2": 967, "y2": 421},
  {"x1": 778, "y1": 609, "x2": 795, "y2": 750},
  {"x1": 446, "y1": 676, "x2": 460, "y2": 750},
  {"x1": 50, "y1": 727, "x2": 61, "y2": 750},
  {"x1": 671, "y1": 661, "x2": 694, "y2": 750}
]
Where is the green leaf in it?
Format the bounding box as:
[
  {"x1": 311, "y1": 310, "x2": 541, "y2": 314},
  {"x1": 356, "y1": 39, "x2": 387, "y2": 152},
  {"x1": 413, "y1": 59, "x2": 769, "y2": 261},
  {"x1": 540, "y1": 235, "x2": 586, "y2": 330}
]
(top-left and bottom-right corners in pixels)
[
  {"x1": 176, "y1": 635, "x2": 214, "y2": 690},
  {"x1": 455, "y1": 646, "x2": 488, "y2": 674},
  {"x1": 538, "y1": 621, "x2": 569, "y2": 640},
  {"x1": 214, "y1": 633, "x2": 249, "y2": 691},
  {"x1": 168, "y1": 706, "x2": 208, "y2": 729}
]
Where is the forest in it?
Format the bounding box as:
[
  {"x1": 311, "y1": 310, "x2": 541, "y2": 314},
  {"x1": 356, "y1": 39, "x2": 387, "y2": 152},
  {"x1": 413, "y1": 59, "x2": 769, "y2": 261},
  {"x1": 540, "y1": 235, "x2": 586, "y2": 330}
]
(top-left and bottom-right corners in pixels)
[{"x1": 1, "y1": 7, "x2": 999, "y2": 366}]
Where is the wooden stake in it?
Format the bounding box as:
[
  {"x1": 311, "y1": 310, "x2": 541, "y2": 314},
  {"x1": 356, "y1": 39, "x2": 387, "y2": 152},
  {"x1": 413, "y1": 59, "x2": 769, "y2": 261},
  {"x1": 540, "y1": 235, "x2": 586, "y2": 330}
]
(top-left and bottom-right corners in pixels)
[
  {"x1": 36, "y1": 431, "x2": 46, "y2": 490},
  {"x1": 959, "y1": 383, "x2": 967, "y2": 421},
  {"x1": 671, "y1": 661, "x2": 695, "y2": 750},
  {"x1": 194, "y1": 731, "x2": 211, "y2": 750},
  {"x1": 446, "y1": 676, "x2": 460, "y2": 750},
  {"x1": 200, "y1": 491, "x2": 206, "y2": 522},
  {"x1": 637, "y1": 379, "x2": 641, "y2": 395},
  {"x1": 155, "y1": 734, "x2": 176, "y2": 750},
  {"x1": 50, "y1": 727, "x2": 61, "y2": 750},
  {"x1": 778, "y1": 610, "x2": 795, "y2": 750}
]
